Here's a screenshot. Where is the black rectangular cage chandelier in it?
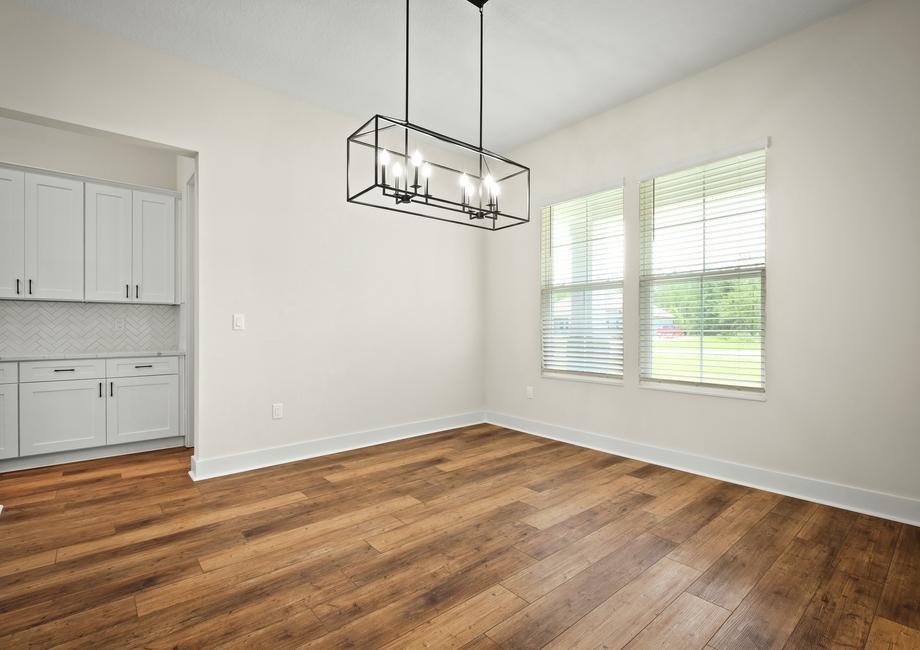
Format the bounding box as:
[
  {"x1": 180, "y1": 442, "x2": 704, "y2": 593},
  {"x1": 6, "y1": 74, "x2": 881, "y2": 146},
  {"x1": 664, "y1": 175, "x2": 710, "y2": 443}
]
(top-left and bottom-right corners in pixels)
[{"x1": 346, "y1": 0, "x2": 530, "y2": 231}]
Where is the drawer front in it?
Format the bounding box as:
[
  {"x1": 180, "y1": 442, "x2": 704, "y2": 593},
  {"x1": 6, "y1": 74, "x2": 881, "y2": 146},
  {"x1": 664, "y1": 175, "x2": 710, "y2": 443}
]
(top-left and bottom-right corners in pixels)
[
  {"x1": 0, "y1": 361, "x2": 17, "y2": 384},
  {"x1": 20, "y1": 359, "x2": 106, "y2": 382},
  {"x1": 106, "y1": 356, "x2": 178, "y2": 378}
]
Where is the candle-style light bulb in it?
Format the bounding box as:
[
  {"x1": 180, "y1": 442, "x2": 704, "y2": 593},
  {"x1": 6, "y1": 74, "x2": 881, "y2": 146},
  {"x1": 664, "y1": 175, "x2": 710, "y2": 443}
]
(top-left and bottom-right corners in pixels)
[
  {"x1": 392, "y1": 162, "x2": 403, "y2": 181},
  {"x1": 459, "y1": 174, "x2": 470, "y2": 206},
  {"x1": 421, "y1": 163, "x2": 432, "y2": 197},
  {"x1": 379, "y1": 149, "x2": 390, "y2": 187},
  {"x1": 410, "y1": 150, "x2": 423, "y2": 167}
]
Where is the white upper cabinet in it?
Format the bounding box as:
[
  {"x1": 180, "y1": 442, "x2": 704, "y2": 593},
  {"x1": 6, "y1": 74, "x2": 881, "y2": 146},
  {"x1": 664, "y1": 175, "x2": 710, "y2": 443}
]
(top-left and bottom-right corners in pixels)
[
  {"x1": 1, "y1": 164, "x2": 177, "y2": 305},
  {"x1": 24, "y1": 172, "x2": 84, "y2": 301},
  {"x1": 133, "y1": 190, "x2": 176, "y2": 304},
  {"x1": 85, "y1": 183, "x2": 133, "y2": 302},
  {"x1": 0, "y1": 167, "x2": 25, "y2": 299}
]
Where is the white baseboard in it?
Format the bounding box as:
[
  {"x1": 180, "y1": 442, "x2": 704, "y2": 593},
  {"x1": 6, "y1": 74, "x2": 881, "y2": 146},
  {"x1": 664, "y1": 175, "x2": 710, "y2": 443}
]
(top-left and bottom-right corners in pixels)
[
  {"x1": 485, "y1": 411, "x2": 920, "y2": 527},
  {"x1": 0, "y1": 437, "x2": 186, "y2": 474},
  {"x1": 188, "y1": 411, "x2": 486, "y2": 481}
]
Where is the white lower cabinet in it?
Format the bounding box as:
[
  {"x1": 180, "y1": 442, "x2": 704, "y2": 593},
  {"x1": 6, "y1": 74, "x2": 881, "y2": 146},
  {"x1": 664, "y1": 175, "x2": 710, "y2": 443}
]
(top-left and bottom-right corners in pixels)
[
  {"x1": 107, "y1": 374, "x2": 179, "y2": 445},
  {"x1": 19, "y1": 379, "x2": 107, "y2": 456},
  {"x1": 13, "y1": 356, "x2": 181, "y2": 461},
  {"x1": 0, "y1": 383, "x2": 18, "y2": 460}
]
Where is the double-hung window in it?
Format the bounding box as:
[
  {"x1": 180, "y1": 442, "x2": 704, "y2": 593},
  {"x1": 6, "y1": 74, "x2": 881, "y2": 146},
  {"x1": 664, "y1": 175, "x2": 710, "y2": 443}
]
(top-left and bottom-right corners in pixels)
[
  {"x1": 639, "y1": 150, "x2": 767, "y2": 391},
  {"x1": 541, "y1": 187, "x2": 624, "y2": 378}
]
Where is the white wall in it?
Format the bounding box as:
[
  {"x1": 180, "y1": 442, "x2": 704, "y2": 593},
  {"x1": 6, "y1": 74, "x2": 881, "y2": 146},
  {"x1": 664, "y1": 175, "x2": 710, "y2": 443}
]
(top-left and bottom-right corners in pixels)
[
  {"x1": 486, "y1": 0, "x2": 920, "y2": 502},
  {"x1": 0, "y1": 114, "x2": 177, "y2": 189},
  {"x1": 0, "y1": 2, "x2": 484, "y2": 463}
]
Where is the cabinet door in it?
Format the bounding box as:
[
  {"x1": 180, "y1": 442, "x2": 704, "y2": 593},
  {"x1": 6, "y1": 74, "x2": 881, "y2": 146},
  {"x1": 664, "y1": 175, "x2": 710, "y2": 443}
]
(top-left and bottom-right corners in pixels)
[
  {"x1": 85, "y1": 183, "x2": 133, "y2": 302},
  {"x1": 24, "y1": 173, "x2": 84, "y2": 301},
  {"x1": 132, "y1": 191, "x2": 175, "y2": 304},
  {"x1": 20, "y1": 379, "x2": 106, "y2": 456},
  {"x1": 107, "y1": 375, "x2": 178, "y2": 445},
  {"x1": 0, "y1": 167, "x2": 25, "y2": 299},
  {"x1": 0, "y1": 384, "x2": 18, "y2": 459}
]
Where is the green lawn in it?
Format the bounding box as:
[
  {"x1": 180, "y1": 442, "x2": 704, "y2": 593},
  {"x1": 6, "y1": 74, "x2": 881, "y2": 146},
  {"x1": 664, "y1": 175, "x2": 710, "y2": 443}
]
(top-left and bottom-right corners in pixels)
[{"x1": 649, "y1": 336, "x2": 763, "y2": 388}]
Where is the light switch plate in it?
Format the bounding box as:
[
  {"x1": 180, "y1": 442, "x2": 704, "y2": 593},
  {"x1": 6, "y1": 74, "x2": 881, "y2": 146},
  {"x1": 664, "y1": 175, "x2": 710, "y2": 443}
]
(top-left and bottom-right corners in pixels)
[
  {"x1": 272, "y1": 403, "x2": 283, "y2": 419},
  {"x1": 232, "y1": 313, "x2": 246, "y2": 331},
  {"x1": 526, "y1": 386, "x2": 534, "y2": 399}
]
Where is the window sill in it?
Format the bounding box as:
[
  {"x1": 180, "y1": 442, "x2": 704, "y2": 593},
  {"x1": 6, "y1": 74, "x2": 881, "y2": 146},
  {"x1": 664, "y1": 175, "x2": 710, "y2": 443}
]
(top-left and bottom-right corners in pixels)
[
  {"x1": 639, "y1": 380, "x2": 766, "y2": 401},
  {"x1": 542, "y1": 371, "x2": 624, "y2": 387}
]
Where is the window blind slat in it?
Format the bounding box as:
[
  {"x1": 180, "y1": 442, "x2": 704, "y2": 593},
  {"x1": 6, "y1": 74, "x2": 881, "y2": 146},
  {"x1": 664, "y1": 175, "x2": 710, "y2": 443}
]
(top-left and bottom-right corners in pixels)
[
  {"x1": 542, "y1": 187, "x2": 624, "y2": 378},
  {"x1": 639, "y1": 150, "x2": 766, "y2": 391}
]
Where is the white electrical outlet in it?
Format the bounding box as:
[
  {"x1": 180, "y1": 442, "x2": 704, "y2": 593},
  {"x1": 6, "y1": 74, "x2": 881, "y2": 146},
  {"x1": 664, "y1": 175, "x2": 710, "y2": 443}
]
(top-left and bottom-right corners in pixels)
[
  {"x1": 526, "y1": 386, "x2": 534, "y2": 399},
  {"x1": 272, "y1": 403, "x2": 283, "y2": 419},
  {"x1": 232, "y1": 313, "x2": 246, "y2": 331}
]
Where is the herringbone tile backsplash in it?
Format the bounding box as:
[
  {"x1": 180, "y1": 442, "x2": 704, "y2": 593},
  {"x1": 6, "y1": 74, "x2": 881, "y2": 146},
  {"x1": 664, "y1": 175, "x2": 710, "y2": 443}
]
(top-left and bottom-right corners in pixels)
[{"x1": 0, "y1": 301, "x2": 179, "y2": 354}]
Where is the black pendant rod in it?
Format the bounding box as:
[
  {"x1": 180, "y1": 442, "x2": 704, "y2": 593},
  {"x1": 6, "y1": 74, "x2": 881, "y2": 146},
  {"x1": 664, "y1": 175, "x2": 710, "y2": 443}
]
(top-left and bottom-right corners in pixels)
[
  {"x1": 478, "y1": 4, "x2": 484, "y2": 184},
  {"x1": 404, "y1": 0, "x2": 410, "y2": 184}
]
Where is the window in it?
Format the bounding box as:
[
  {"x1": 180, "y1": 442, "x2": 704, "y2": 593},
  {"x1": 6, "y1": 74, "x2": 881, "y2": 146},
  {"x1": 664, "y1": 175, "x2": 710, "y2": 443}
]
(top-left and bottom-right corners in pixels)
[
  {"x1": 541, "y1": 187, "x2": 624, "y2": 378},
  {"x1": 639, "y1": 150, "x2": 766, "y2": 391}
]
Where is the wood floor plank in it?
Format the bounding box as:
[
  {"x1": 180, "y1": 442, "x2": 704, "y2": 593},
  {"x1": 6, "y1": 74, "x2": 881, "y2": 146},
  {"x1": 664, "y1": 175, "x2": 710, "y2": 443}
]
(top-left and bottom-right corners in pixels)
[
  {"x1": 687, "y1": 510, "x2": 806, "y2": 610},
  {"x1": 864, "y1": 617, "x2": 920, "y2": 649},
  {"x1": 380, "y1": 584, "x2": 527, "y2": 650},
  {"x1": 542, "y1": 557, "x2": 700, "y2": 650},
  {"x1": 624, "y1": 592, "x2": 730, "y2": 650},
  {"x1": 785, "y1": 568, "x2": 884, "y2": 649},
  {"x1": 0, "y1": 426, "x2": 912, "y2": 648},
  {"x1": 486, "y1": 533, "x2": 676, "y2": 649},
  {"x1": 708, "y1": 537, "x2": 834, "y2": 650}
]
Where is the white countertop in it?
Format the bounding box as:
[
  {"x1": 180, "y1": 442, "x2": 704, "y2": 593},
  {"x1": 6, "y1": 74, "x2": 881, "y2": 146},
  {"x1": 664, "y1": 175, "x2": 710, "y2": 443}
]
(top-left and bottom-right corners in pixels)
[{"x1": 0, "y1": 351, "x2": 186, "y2": 362}]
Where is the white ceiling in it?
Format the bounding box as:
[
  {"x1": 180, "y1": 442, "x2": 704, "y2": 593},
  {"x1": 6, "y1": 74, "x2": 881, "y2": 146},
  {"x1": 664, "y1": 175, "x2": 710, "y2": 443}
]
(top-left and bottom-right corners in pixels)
[{"x1": 18, "y1": 0, "x2": 865, "y2": 150}]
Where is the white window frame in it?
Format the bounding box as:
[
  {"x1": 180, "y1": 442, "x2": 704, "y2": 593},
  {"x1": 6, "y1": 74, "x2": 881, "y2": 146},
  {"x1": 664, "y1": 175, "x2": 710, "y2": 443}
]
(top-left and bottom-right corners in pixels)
[
  {"x1": 540, "y1": 185, "x2": 625, "y2": 382},
  {"x1": 637, "y1": 148, "x2": 768, "y2": 396}
]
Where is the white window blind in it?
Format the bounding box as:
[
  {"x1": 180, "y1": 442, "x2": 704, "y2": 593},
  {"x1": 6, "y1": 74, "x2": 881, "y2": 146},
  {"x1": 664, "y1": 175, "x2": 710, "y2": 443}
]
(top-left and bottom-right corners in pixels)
[
  {"x1": 639, "y1": 150, "x2": 766, "y2": 391},
  {"x1": 541, "y1": 187, "x2": 624, "y2": 378}
]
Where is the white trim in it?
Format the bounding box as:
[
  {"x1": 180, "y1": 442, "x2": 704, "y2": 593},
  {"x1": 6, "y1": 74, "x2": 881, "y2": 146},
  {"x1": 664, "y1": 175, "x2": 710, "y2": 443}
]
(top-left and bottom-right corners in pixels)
[
  {"x1": 188, "y1": 411, "x2": 485, "y2": 481},
  {"x1": 639, "y1": 380, "x2": 766, "y2": 401},
  {"x1": 542, "y1": 371, "x2": 624, "y2": 387},
  {"x1": 484, "y1": 411, "x2": 920, "y2": 526},
  {"x1": 638, "y1": 137, "x2": 771, "y2": 182},
  {"x1": 0, "y1": 437, "x2": 185, "y2": 473},
  {"x1": 0, "y1": 159, "x2": 182, "y2": 197}
]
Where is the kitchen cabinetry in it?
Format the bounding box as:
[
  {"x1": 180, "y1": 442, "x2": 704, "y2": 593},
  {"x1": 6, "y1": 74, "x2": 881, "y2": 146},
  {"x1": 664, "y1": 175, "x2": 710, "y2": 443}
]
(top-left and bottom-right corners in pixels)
[
  {"x1": 15, "y1": 356, "x2": 180, "y2": 459},
  {"x1": 85, "y1": 184, "x2": 176, "y2": 304},
  {"x1": 0, "y1": 164, "x2": 178, "y2": 305},
  {"x1": 24, "y1": 173, "x2": 85, "y2": 301},
  {"x1": 0, "y1": 363, "x2": 17, "y2": 459}
]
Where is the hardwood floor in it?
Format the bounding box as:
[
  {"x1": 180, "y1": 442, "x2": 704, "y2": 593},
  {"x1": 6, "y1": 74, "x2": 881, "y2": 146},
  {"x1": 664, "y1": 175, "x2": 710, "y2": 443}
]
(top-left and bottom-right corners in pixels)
[{"x1": 0, "y1": 423, "x2": 917, "y2": 649}]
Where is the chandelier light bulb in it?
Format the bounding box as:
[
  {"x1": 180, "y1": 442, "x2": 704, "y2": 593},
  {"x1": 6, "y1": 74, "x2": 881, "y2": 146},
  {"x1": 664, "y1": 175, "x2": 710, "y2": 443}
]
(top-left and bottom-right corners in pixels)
[
  {"x1": 379, "y1": 149, "x2": 390, "y2": 166},
  {"x1": 410, "y1": 150, "x2": 423, "y2": 167},
  {"x1": 392, "y1": 162, "x2": 403, "y2": 178},
  {"x1": 421, "y1": 163, "x2": 432, "y2": 178},
  {"x1": 483, "y1": 174, "x2": 494, "y2": 188},
  {"x1": 459, "y1": 173, "x2": 469, "y2": 187},
  {"x1": 492, "y1": 182, "x2": 501, "y2": 196}
]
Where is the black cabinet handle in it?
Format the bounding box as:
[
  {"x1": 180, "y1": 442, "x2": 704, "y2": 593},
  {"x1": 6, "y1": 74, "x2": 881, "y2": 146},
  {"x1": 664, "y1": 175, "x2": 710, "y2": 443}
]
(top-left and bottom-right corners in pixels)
[
  {"x1": 28, "y1": 279, "x2": 32, "y2": 294},
  {"x1": 110, "y1": 381, "x2": 114, "y2": 397},
  {"x1": 126, "y1": 284, "x2": 129, "y2": 299},
  {"x1": 134, "y1": 365, "x2": 153, "y2": 369},
  {"x1": 135, "y1": 285, "x2": 139, "y2": 299},
  {"x1": 99, "y1": 382, "x2": 102, "y2": 398},
  {"x1": 53, "y1": 368, "x2": 76, "y2": 373},
  {"x1": 16, "y1": 278, "x2": 20, "y2": 295}
]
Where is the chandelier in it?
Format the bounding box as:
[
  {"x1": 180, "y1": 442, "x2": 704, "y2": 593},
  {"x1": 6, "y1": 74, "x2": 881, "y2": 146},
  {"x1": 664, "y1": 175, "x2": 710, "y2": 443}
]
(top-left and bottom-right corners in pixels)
[{"x1": 346, "y1": 0, "x2": 530, "y2": 230}]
